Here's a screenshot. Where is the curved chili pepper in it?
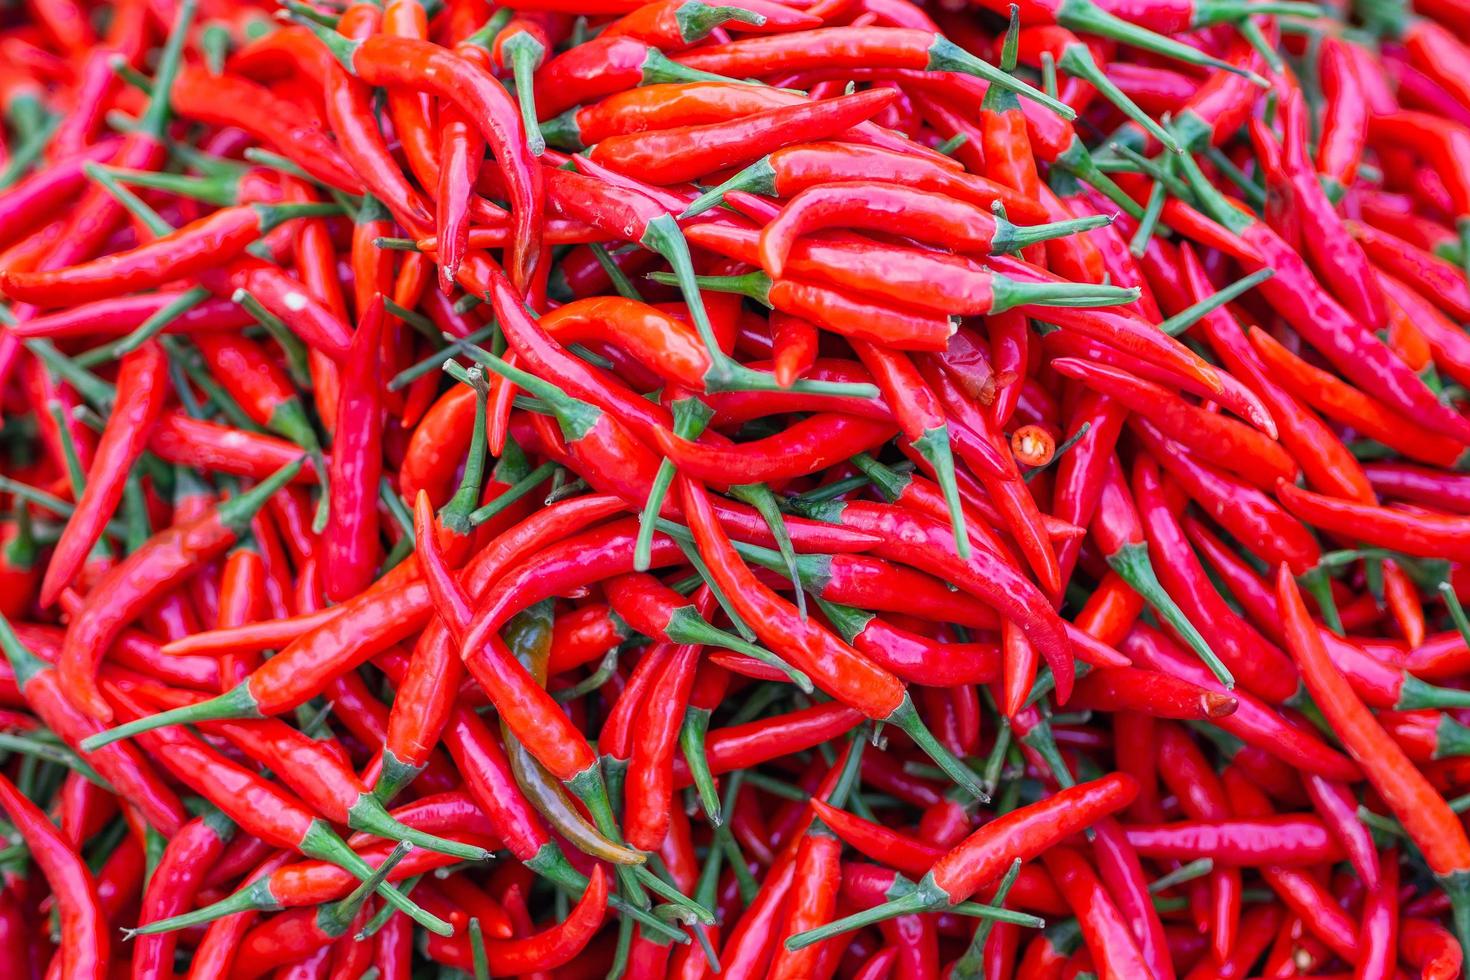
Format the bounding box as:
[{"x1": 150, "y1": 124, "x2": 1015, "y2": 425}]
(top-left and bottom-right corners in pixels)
[
  {"x1": 424, "y1": 867, "x2": 609, "y2": 974},
  {"x1": 1278, "y1": 480, "x2": 1470, "y2": 564},
  {"x1": 1277, "y1": 563, "x2": 1470, "y2": 952},
  {"x1": 39, "y1": 341, "x2": 167, "y2": 608},
  {"x1": 1051, "y1": 357, "x2": 1294, "y2": 489},
  {"x1": 289, "y1": 23, "x2": 543, "y2": 295},
  {"x1": 1249, "y1": 325, "x2": 1467, "y2": 469},
  {"x1": 1122, "y1": 623, "x2": 1358, "y2": 780},
  {"x1": 1180, "y1": 148, "x2": 1470, "y2": 446},
  {"x1": 0, "y1": 769, "x2": 109, "y2": 979},
  {"x1": 61, "y1": 457, "x2": 302, "y2": 721},
  {"x1": 788, "y1": 774, "x2": 1135, "y2": 946}
]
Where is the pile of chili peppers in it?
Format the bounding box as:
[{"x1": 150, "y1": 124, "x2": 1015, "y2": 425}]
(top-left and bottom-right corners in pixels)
[{"x1": 11, "y1": 0, "x2": 1470, "y2": 975}]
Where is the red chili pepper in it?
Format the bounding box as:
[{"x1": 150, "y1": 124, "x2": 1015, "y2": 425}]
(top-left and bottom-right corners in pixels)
[
  {"x1": 105, "y1": 682, "x2": 451, "y2": 937},
  {"x1": 0, "y1": 201, "x2": 336, "y2": 306},
  {"x1": 591, "y1": 88, "x2": 903, "y2": 187},
  {"x1": 1277, "y1": 563, "x2": 1470, "y2": 951},
  {"x1": 289, "y1": 23, "x2": 544, "y2": 295},
  {"x1": 38, "y1": 342, "x2": 167, "y2": 607},
  {"x1": 323, "y1": 296, "x2": 384, "y2": 600},
  {"x1": 0, "y1": 769, "x2": 109, "y2": 979},
  {"x1": 59, "y1": 457, "x2": 302, "y2": 721},
  {"x1": 1181, "y1": 148, "x2": 1470, "y2": 446},
  {"x1": 786, "y1": 775, "x2": 1135, "y2": 945}
]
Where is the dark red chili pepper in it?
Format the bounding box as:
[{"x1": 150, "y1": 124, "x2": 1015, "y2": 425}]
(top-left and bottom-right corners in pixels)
[{"x1": 1181, "y1": 148, "x2": 1470, "y2": 446}]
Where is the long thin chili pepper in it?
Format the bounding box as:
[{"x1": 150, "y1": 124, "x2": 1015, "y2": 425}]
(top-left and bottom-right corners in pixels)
[
  {"x1": 787, "y1": 774, "x2": 1135, "y2": 945},
  {"x1": 0, "y1": 769, "x2": 108, "y2": 979},
  {"x1": 61, "y1": 457, "x2": 302, "y2": 721},
  {"x1": 1277, "y1": 564, "x2": 1470, "y2": 954}
]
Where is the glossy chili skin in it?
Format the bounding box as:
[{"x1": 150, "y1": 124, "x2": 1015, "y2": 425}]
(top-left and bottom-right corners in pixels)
[
  {"x1": 0, "y1": 619, "x2": 187, "y2": 834},
  {"x1": 60, "y1": 458, "x2": 301, "y2": 721},
  {"x1": 591, "y1": 88, "x2": 899, "y2": 185},
  {"x1": 0, "y1": 769, "x2": 109, "y2": 979},
  {"x1": 796, "y1": 498, "x2": 1072, "y2": 697},
  {"x1": 1277, "y1": 565, "x2": 1470, "y2": 946},
  {"x1": 324, "y1": 297, "x2": 384, "y2": 600},
  {"x1": 40, "y1": 342, "x2": 168, "y2": 607},
  {"x1": 133, "y1": 810, "x2": 236, "y2": 980}
]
